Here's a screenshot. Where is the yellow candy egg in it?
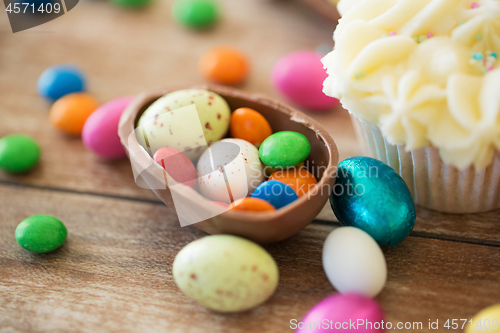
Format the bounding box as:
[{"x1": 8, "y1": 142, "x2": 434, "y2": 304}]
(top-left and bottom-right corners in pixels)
[
  {"x1": 466, "y1": 304, "x2": 500, "y2": 333},
  {"x1": 173, "y1": 235, "x2": 279, "y2": 312}
]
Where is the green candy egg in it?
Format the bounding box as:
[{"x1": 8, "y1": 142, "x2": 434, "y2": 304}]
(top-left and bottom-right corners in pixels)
[
  {"x1": 259, "y1": 131, "x2": 311, "y2": 168},
  {"x1": 172, "y1": 0, "x2": 219, "y2": 29},
  {"x1": 110, "y1": 0, "x2": 153, "y2": 8},
  {"x1": 0, "y1": 134, "x2": 41, "y2": 173},
  {"x1": 15, "y1": 215, "x2": 67, "y2": 253},
  {"x1": 173, "y1": 235, "x2": 279, "y2": 312}
]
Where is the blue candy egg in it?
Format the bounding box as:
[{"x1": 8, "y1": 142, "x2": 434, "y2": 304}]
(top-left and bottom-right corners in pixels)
[
  {"x1": 38, "y1": 65, "x2": 86, "y2": 101},
  {"x1": 251, "y1": 180, "x2": 298, "y2": 209},
  {"x1": 330, "y1": 157, "x2": 416, "y2": 248}
]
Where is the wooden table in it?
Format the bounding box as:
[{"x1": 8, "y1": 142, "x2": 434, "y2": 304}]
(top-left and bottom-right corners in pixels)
[{"x1": 1, "y1": 1, "x2": 499, "y2": 332}]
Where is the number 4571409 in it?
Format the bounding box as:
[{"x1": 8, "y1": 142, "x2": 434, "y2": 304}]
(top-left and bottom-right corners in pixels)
[
  {"x1": 5, "y1": 2, "x2": 61, "y2": 14},
  {"x1": 444, "y1": 319, "x2": 499, "y2": 330}
]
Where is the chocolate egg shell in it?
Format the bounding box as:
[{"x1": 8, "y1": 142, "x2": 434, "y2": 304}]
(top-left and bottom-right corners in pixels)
[
  {"x1": 118, "y1": 84, "x2": 339, "y2": 243},
  {"x1": 330, "y1": 156, "x2": 416, "y2": 248}
]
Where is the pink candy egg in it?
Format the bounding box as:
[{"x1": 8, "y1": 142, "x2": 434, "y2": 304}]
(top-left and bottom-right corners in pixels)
[
  {"x1": 296, "y1": 294, "x2": 384, "y2": 332},
  {"x1": 153, "y1": 147, "x2": 197, "y2": 188},
  {"x1": 272, "y1": 51, "x2": 339, "y2": 111},
  {"x1": 82, "y1": 96, "x2": 134, "y2": 159}
]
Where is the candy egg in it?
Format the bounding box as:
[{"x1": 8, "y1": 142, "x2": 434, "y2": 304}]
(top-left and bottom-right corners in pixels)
[
  {"x1": 49, "y1": 93, "x2": 99, "y2": 135},
  {"x1": 230, "y1": 197, "x2": 276, "y2": 212},
  {"x1": 153, "y1": 147, "x2": 197, "y2": 188},
  {"x1": 466, "y1": 304, "x2": 500, "y2": 333},
  {"x1": 15, "y1": 215, "x2": 67, "y2": 253},
  {"x1": 199, "y1": 46, "x2": 250, "y2": 85},
  {"x1": 272, "y1": 51, "x2": 339, "y2": 111},
  {"x1": 173, "y1": 235, "x2": 279, "y2": 312},
  {"x1": 259, "y1": 131, "x2": 311, "y2": 168},
  {"x1": 172, "y1": 0, "x2": 219, "y2": 29},
  {"x1": 330, "y1": 157, "x2": 416, "y2": 248},
  {"x1": 197, "y1": 138, "x2": 264, "y2": 203},
  {"x1": 38, "y1": 65, "x2": 85, "y2": 101},
  {"x1": 269, "y1": 167, "x2": 317, "y2": 197},
  {"x1": 82, "y1": 96, "x2": 134, "y2": 159},
  {"x1": 137, "y1": 89, "x2": 230, "y2": 160},
  {"x1": 0, "y1": 134, "x2": 41, "y2": 173},
  {"x1": 296, "y1": 293, "x2": 384, "y2": 333},
  {"x1": 251, "y1": 180, "x2": 298, "y2": 209},
  {"x1": 230, "y1": 107, "x2": 272, "y2": 146},
  {"x1": 323, "y1": 227, "x2": 387, "y2": 297}
]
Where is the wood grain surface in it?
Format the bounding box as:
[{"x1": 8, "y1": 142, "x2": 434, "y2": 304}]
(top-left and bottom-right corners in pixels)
[{"x1": 0, "y1": 0, "x2": 499, "y2": 332}]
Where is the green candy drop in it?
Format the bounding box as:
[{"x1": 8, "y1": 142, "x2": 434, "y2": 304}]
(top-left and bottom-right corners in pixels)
[
  {"x1": 0, "y1": 134, "x2": 41, "y2": 173},
  {"x1": 15, "y1": 215, "x2": 67, "y2": 253},
  {"x1": 172, "y1": 0, "x2": 219, "y2": 29},
  {"x1": 259, "y1": 131, "x2": 311, "y2": 168},
  {"x1": 110, "y1": 0, "x2": 153, "y2": 9}
]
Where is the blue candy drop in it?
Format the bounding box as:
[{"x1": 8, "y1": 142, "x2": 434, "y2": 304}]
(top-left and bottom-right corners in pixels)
[
  {"x1": 37, "y1": 65, "x2": 86, "y2": 101},
  {"x1": 251, "y1": 180, "x2": 298, "y2": 209}
]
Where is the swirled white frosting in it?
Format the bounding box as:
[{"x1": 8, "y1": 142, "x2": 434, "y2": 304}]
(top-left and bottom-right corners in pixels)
[{"x1": 323, "y1": 0, "x2": 500, "y2": 169}]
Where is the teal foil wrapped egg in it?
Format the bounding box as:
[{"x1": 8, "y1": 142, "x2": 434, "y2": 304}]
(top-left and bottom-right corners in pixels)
[{"x1": 330, "y1": 157, "x2": 416, "y2": 248}]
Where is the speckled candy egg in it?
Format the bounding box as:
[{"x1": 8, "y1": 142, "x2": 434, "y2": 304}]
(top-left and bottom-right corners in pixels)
[
  {"x1": 466, "y1": 304, "x2": 500, "y2": 333},
  {"x1": 197, "y1": 138, "x2": 264, "y2": 203},
  {"x1": 173, "y1": 235, "x2": 279, "y2": 312},
  {"x1": 330, "y1": 157, "x2": 416, "y2": 248},
  {"x1": 137, "y1": 89, "x2": 230, "y2": 160},
  {"x1": 297, "y1": 293, "x2": 384, "y2": 333}
]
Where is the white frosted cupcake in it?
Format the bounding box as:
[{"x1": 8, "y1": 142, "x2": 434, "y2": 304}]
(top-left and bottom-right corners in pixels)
[{"x1": 322, "y1": 0, "x2": 500, "y2": 213}]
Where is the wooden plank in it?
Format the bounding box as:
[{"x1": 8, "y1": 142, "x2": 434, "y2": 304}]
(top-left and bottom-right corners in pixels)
[{"x1": 0, "y1": 184, "x2": 499, "y2": 332}]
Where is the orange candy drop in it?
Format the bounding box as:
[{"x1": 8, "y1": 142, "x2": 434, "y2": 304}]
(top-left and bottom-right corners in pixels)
[
  {"x1": 49, "y1": 93, "x2": 99, "y2": 135},
  {"x1": 199, "y1": 46, "x2": 250, "y2": 85},
  {"x1": 230, "y1": 197, "x2": 276, "y2": 212},
  {"x1": 230, "y1": 108, "x2": 272, "y2": 146},
  {"x1": 269, "y1": 167, "x2": 318, "y2": 197}
]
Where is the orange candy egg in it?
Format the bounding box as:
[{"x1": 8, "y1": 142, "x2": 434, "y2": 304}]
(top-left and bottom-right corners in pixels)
[
  {"x1": 230, "y1": 197, "x2": 276, "y2": 212},
  {"x1": 49, "y1": 93, "x2": 99, "y2": 135},
  {"x1": 230, "y1": 108, "x2": 272, "y2": 146},
  {"x1": 199, "y1": 46, "x2": 249, "y2": 85},
  {"x1": 269, "y1": 167, "x2": 318, "y2": 197}
]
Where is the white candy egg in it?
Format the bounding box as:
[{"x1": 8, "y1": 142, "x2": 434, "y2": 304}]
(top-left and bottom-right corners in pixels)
[
  {"x1": 197, "y1": 138, "x2": 265, "y2": 203},
  {"x1": 322, "y1": 226, "x2": 387, "y2": 297}
]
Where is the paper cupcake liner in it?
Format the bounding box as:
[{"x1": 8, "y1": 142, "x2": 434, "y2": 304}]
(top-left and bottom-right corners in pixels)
[{"x1": 351, "y1": 115, "x2": 500, "y2": 213}]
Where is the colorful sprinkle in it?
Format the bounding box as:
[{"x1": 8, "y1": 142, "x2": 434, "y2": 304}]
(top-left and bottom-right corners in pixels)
[
  {"x1": 427, "y1": 32, "x2": 434, "y2": 38},
  {"x1": 458, "y1": 20, "x2": 465, "y2": 26},
  {"x1": 413, "y1": 36, "x2": 419, "y2": 43},
  {"x1": 476, "y1": 34, "x2": 483, "y2": 41},
  {"x1": 470, "y1": 51, "x2": 497, "y2": 74},
  {"x1": 471, "y1": 2, "x2": 479, "y2": 8},
  {"x1": 354, "y1": 71, "x2": 367, "y2": 80},
  {"x1": 389, "y1": 30, "x2": 397, "y2": 36},
  {"x1": 418, "y1": 35, "x2": 427, "y2": 43},
  {"x1": 472, "y1": 52, "x2": 484, "y2": 60}
]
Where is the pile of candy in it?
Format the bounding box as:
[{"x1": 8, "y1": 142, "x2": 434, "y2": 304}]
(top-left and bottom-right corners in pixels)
[
  {"x1": 138, "y1": 88, "x2": 318, "y2": 212},
  {"x1": 38, "y1": 64, "x2": 133, "y2": 159}
]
